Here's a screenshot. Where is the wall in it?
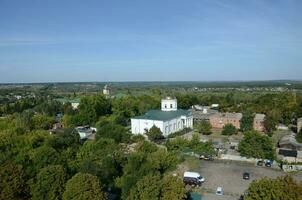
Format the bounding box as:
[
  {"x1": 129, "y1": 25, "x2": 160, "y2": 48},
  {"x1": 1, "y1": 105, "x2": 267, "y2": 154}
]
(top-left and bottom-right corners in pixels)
[
  {"x1": 131, "y1": 119, "x2": 164, "y2": 135},
  {"x1": 131, "y1": 115, "x2": 193, "y2": 137},
  {"x1": 209, "y1": 116, "x2": 240, "y2": 129},
  {"x1": 253, "y1": 119, "x2": 265, "y2": 132}
]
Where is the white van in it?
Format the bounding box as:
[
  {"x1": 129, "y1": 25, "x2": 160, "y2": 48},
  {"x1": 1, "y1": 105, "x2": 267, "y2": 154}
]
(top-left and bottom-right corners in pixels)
[{"x1": 183, "y1": 172, "x2": 205, "y2": 186}]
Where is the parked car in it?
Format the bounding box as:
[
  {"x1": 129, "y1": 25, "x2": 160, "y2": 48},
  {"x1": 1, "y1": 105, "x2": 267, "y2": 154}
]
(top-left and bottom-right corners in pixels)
[
  {"x1": 216, "y1": 187, "x2": 224, "y2": 195},
  {"x1": 183, "y1": 171, "x2": 205, "y2": 186},
  {"x1": 265, "y1": 161, "x2": 272, "y2": 167},
  {"x1": 243, "y1": 172, "x2": 250, "y2": 180},
  {"x1": 257, "y1": 160, "x2": 264, "y2": 166},
  {"x1": 199, "y1": 154, "x2": 214, "y2": 161}
]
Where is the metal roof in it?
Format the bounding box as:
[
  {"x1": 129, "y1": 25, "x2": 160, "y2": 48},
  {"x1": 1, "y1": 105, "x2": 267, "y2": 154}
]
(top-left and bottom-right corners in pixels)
[{"x1": 132, "y1": 109, "x2": 191, "y2": 121}]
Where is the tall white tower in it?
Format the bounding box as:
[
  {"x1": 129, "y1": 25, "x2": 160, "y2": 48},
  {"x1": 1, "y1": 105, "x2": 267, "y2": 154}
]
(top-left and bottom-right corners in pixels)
[
  {"x1": 103, "y1": 84, "x2": 111, "y2": 96},
  {"x1": 161, "y1": 97, "x2": 177, "y2": 111}
]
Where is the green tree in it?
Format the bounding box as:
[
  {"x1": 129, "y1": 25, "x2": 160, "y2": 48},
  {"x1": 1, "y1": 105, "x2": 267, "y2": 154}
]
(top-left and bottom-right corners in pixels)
[
  {"x1": 63, "y1": 173, "x2": 106, "y2": 200},
  {"x1": 240, "y1": 111, "x2": 254, "y2": 132},
  {"x1": 0, "y1": 162, "x2": 28, "y2": 200},
  {"x1": 128, "y1": 174, "x2": 161, "y2": 200},
  {"x1": 30, "y1": 165, "x2": 67, "y2": 200},
  {"x1": 76, "y1": 139, "x2": 124, "y2": 186},
  {"x1": 196, "y1": 121, "x2": 212, "y2": 135},
  {"x1": 78, "y1": 95, "x2": 111, "y2": 124},
  {"x1": 238, "y1": 130, "x2": 275, "y2": 159},
  {"x1": 32, "y1": 114, "x2": 55, "y2": 130},
  {"x1": 96, "y1": 122, "x2": 131, "y2": 143},
  {"x1": 222, "y1": 124, "x2": 238, "y2": 135},
  {"x1": 189, "y1": 133, "x2": 215, "y2": 155},
  {"x1": 245, "y1": 176, "x2": 302, "y2": 200},
  {"x1": 147, "y1": 125, "x2": 164, "y2": 142},
  {"x1": 161, "y1": 176, "x2": 186, "y2": 200},
  {"x1": 264, "y1": 115, "x2": 278, "y2": 135}
]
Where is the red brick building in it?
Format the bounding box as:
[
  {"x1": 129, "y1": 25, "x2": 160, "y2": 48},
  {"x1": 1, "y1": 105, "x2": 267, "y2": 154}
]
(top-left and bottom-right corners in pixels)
[{"x1": 209, "y1": 112, "x2": 242, "y2": 129}]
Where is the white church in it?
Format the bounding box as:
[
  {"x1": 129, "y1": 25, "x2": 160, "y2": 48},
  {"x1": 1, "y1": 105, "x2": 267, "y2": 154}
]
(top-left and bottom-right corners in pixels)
[{"x1": 131, "y1": 97, "x2": 193, "y2": 137}]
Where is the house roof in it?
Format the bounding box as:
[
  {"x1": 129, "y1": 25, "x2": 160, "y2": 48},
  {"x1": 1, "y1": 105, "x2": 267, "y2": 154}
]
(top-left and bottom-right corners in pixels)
[
  {"x1": 132, "y1": 109, "x2": 191, "y2": 121},
  {"x1": 279, "y1": 133, "x2": 302, "y2": 148},
  {"x1": 255, "y1": 114, "x2": 265, "y2": 121},
  {"x1": 211, "y1": 112, "x2": 243, "y2": 120},
  {"x1": 279, "y1": 149, "x2": 297, "y2": 157}
]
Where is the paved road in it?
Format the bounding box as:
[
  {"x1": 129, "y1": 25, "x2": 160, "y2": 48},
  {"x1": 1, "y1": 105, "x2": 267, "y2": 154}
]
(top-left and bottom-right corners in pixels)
[{"x1": 193, "y1": 160, "x2": 302, "y2": 200}]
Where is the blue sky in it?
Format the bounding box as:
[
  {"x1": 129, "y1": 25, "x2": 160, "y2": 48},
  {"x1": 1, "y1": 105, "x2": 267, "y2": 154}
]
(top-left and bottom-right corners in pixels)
[{"x1": 0, "y1": 0, "x2": 301, "y2": 83}]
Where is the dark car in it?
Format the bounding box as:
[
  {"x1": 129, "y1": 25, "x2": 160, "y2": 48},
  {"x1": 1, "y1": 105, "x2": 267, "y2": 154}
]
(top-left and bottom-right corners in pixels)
[
  {"x1": 265, "y1": 161, "x2": 272, "y2": 167},
  {"x1": 199, "y1": 154, "x2": 214, "y2": 161},
  {"x1": 257, "y1": 160, "x2": 264, "y2": 166},
  {"x1": 243, "y1": 172, "x2": 250, "y2": 180},
  {"x1": 183, "y1": 177, "x2": 202, "y2": 187}
]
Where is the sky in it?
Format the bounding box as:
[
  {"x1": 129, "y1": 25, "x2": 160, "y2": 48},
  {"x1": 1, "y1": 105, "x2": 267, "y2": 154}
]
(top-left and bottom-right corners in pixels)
[{"x1": 0, "y1": 0, "x2": 301, "y2": 83}]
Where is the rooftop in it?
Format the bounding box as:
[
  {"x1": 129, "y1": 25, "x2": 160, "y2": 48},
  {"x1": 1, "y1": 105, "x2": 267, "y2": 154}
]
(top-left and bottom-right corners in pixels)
[
  {"x1": 132, "y1": 109, "x2": 191, "y2": 121},
  {"x1": 279, "y1": 133, "x2": 302, "y2": 148},
  {"x1": 255, "y1": 114, "x2": 265, "y2": 121},
  {"x1": 211, "y1": 112, "x2": 243, "y2": 120}
]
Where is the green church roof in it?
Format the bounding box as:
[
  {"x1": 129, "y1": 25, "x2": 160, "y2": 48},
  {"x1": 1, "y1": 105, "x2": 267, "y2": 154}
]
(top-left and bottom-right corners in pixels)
[{"x1": 132, "y1": 109, "x2": 192, "y2": 121}]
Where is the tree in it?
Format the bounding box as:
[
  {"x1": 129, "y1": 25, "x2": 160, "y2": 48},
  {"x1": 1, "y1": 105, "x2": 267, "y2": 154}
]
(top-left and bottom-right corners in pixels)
[
  {"x1": 245, "y1": 176, "x2": 302, "y2": 200},
  {"x1": 196, "y1": 121, "x2": 212, "y2": 135},
  {"x1": 161, "y1": 176, "x2": 186, "y2": 200},
  {"x1": 240, "y1": 111, "x2": 254, "y2": 132},
  {"x1": 296, "y1": 129, "x2": 302, "y2": 143},
  {"x1": 27, "y1": 146, "x2": 60, "y2": 177},
  {"x1": 128, "y1": 174, "x2": 161, "y2": 200},
  {"x1": 264, "y1": 115, "x2": 277, "y2": 135},
  {"x1": 189, "y1": 133, "x2": 215, "y2": 155},
  {"x1": 32, "y1": 114, "x2": 55, "y2": 130},
  {"x1": 30, "y1": 165, "x2": 67, "y2": 200},
  {"x1": 0, "y1": 162, "x2": 28, "y2": 200},
  {"x1": 76, "y1": 139, "x2": 124, "y2": 186},
  {"x1": 78, "y1": 95, "x2": 111, "y2": 124},
  {"x1": 221, "y1": 124, "x2": 238, "y2": 135},
  {"x1": 63, "y1": 173, "x2": 106, "y2": 200},
  {"x1": 96, "y1": 122, "x2": 131, "y2": 143},
  {"x1": 238, "y1": 131, "x2": 275, "y2": 160},
  {"x1": 146, "y1": 125, "x2": 164, "y2": 142}
]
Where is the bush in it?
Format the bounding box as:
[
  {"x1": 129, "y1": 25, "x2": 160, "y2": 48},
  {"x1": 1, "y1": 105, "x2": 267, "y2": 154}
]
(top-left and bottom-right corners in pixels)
[
  {"x1": 146, "y1": 126, "x2": 164, "y2": 142},
  {"x1": 222, "y1": 124, "x2": 238, "y2": 135},
  {"x1": 196, "y1": 121, "x2": 212, "y2": 135}
]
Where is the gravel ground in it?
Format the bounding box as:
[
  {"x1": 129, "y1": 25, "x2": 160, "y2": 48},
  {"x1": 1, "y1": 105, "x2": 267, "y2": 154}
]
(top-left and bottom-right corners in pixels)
[{"x1": 191, "y1": 159, "x2": 302, "y2": 200}]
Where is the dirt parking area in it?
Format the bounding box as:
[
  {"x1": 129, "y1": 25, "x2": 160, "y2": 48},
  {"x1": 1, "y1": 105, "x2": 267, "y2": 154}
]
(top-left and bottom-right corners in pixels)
[{"x1": 190, "y1": 159, "x2": 302, "y2": 200}]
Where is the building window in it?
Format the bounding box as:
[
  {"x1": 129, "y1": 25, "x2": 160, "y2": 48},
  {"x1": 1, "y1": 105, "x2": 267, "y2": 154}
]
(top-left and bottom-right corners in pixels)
[
  {"x1": 165, "y1": 104, "x2": 167, "y2": 108},
  {"x1": 170, "y1": 104, "x2": 173, "y2": 108}
]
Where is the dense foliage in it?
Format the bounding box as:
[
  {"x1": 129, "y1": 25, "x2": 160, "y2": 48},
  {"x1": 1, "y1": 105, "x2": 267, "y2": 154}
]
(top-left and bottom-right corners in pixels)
[
  {"x1": 1, "y1": 84, "x2": 302, "y2": 199},
  {"x1": 221, "y1": 123, "x2": 238, "y2": 135},
  {"x1": 196, "y1": 121, "x2": 212, "y2": 135},
  {"x1": 245, "y1": 176, "x2": 302, "y2": 200},
  {"x1": 238, "y1": 131, "x2": 275, "y2": 159}
]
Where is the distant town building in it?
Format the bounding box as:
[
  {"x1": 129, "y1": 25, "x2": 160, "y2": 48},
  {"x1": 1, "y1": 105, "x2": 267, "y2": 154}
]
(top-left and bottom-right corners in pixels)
[
  {"x1": 131, "y1": 97, "x2": 193, "y2": 137},
  {"x1": 298, "y1": 118, "x2": 302, "y2": 133},
  {"x1": 209, "y1": 112, "x2": 242, "y2": 129},
  {"x1": 55, "y1": 98, "x2": 80, "y2": 109},
  {"x1": 190, "y1": 105, "x2": 218, "y2": 122},
  {"x1": 103, "y1": 84, "x2": 111, "y2": 97},
  {"x1": 253, "y1": 114, "x2": 265, "y2": 132}
]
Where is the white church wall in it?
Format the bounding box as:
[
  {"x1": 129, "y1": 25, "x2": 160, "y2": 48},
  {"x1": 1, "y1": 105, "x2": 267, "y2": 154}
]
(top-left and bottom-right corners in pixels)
[{"x1": 131, "y1": 119, "x2": 164, "y2": 135}]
